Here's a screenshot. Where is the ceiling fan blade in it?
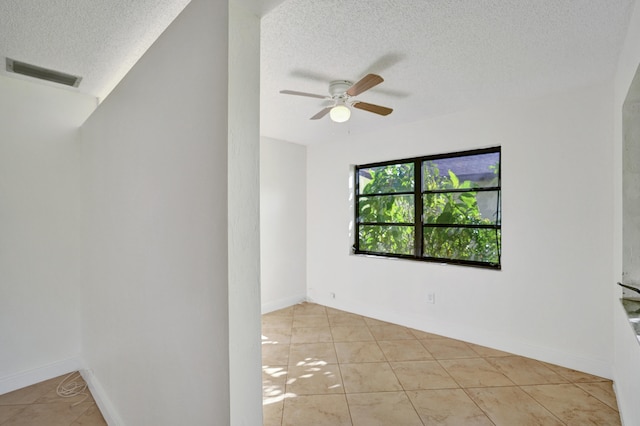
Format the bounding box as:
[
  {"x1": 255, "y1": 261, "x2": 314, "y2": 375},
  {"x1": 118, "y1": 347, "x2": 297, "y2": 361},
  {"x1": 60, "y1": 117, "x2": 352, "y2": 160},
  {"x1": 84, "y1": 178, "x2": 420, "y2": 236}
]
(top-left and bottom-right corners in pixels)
[
  {"x1": 310, "y1": 107, "x2": 332, "y2": 120},
  {"x1": 280, "y1": 90, "x2": 328, "y2": 99},
  {"x1": 346, "y1": 74, "x2": 384, "y2": 96},
  {"x1": 352, "y1": 101, "x2": 393, "y2": 116}
]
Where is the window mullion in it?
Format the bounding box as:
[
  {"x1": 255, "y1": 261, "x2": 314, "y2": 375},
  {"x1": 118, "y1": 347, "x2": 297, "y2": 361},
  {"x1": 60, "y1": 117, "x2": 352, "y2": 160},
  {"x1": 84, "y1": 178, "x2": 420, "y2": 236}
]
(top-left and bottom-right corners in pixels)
[{"x1": 414, "y1": 159, "x2": 423, "y2": 258}]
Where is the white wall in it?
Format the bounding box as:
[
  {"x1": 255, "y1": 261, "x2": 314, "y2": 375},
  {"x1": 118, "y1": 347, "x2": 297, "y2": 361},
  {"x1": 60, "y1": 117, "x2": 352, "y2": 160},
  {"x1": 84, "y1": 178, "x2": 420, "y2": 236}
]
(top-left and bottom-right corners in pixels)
[
  {"x1": 0, "y1": 76, "x2": 96, "y2": 393},
  {"x1": 613, "y1": 1, "x2": 640, "y2": 424},
  {"x1": 79, "y1": 0, "x2": 232, "y2": 424},
  {"x1": 228, "y1": 3, "x2": 263, "y2": 425},
  {"x1": 260, "y1": 137, "x2": 307, "y2": 312},
  {"x1": 307, "y1": 82, "x2": 614, "y2": 377}
]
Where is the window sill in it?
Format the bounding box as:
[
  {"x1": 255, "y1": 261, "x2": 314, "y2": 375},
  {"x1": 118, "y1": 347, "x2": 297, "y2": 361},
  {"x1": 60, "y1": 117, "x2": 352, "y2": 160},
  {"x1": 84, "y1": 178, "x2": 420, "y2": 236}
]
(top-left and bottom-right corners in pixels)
[{"x1": 352, "y1": 251, "x2": 501, "y2": 270}]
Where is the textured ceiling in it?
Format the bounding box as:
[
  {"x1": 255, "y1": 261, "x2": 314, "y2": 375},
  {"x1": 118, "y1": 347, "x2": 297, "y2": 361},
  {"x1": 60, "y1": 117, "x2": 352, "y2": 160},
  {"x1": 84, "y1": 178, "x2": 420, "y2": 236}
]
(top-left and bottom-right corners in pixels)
[
  {"x1": 0, "y1": 0, "x2": 286, "y2": 102},
  {"x1": 261, "y1": 0, "x2": 635, "y2": 145},
  {"x1": 0, "y1": 0, "x2": 195, "y2": 101},
  {"x1": 0, "y1": 0, "x2": 633, "y2": 137}
]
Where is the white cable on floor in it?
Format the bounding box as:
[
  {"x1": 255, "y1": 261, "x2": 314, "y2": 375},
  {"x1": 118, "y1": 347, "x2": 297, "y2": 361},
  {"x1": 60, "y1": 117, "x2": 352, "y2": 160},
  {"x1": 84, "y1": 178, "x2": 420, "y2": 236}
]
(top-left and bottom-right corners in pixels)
[{"x1": 56, "y1": 371, "x2": 89, "y2": 406}]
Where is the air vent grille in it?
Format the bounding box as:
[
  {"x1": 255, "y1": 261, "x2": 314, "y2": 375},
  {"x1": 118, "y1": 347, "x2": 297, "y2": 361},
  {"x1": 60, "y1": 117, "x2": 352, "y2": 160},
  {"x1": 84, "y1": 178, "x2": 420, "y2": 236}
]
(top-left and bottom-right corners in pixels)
[{"x1": 6, "y1": 58, "x2": 82, "y2": 87}]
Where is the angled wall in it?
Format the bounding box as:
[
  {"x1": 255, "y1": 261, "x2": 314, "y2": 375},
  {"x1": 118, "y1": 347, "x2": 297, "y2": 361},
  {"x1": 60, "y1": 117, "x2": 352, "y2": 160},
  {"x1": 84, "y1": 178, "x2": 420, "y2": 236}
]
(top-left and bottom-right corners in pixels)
[{"x1": 80, "y1": 0, "x2": 232, "y2": 423}]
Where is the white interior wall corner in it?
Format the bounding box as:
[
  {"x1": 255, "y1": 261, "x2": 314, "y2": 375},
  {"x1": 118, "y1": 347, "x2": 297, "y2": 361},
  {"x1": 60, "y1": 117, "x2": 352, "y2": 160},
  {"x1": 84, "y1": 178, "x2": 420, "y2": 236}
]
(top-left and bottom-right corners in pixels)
[
  {"x1": 228, "y1": 3, "x2": 263, "y2": 425},
  {"x1": 260, "y1": 136, "x2": 308, "y2": 312},
  {"x1": 0, "y1": 76, "x2": 95, "y2": 393}
]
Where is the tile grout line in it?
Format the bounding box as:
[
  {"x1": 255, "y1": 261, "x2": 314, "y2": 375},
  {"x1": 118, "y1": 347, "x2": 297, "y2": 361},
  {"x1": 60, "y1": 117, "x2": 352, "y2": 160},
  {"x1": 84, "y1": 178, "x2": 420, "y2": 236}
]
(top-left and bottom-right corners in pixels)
[
  {"x1": 329, "y1": 312, "x2": 355, "y2": 426},
  {"x1": 515, "y1": 384, "x2": 569, "y2": 425}
]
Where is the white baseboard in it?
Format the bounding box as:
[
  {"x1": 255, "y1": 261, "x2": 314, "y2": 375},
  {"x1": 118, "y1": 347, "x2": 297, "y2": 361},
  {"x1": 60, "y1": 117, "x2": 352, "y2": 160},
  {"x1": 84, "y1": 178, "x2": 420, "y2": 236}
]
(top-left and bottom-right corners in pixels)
[
  {"x1": 313, "y1": 296, "x2": 613, "y2": 379},
  {"x1": 262, "y1": 294, "x2": 306, "y2": 314},
  {"x1": 80, "y1": 368, "x2": 125, "y2": 426},
  {"x1": 0, "y1": 357, "x2": 85, "y2": 396}
]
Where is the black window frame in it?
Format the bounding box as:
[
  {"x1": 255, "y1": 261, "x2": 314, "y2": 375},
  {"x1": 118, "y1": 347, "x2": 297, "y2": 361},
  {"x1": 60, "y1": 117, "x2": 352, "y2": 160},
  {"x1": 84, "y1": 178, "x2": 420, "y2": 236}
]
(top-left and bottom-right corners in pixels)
[{"x1": 354, "y1": 146, "x2": 501, "y2": 270}]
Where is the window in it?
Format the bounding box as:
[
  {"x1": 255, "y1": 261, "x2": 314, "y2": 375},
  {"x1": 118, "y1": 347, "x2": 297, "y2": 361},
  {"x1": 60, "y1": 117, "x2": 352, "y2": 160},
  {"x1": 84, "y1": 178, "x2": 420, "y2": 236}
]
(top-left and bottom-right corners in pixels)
[{"x1": 354, "y1": 147, "x2": 501, "y2": 269}]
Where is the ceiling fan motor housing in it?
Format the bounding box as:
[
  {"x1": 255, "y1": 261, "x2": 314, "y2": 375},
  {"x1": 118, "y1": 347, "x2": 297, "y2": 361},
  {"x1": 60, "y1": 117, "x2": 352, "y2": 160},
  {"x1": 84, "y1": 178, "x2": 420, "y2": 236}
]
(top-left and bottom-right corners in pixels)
[{"x1": 329, "y1": 80, "x2": 352, "y2": 98}]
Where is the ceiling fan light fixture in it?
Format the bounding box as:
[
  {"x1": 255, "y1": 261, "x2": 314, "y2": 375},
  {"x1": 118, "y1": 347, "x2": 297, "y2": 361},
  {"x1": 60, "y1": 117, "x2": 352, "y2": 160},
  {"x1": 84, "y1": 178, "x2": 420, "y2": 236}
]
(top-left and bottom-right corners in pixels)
[{"x1": 330, "y1": 104, "x2": 351, "y2": 123}]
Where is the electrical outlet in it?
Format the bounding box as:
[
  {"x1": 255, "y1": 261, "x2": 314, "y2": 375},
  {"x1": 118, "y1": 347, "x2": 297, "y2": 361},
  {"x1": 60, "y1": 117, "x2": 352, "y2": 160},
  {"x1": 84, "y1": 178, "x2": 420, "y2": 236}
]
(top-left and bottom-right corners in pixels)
[{"x1": 427, "y1": 292, "x2": 436, "y2": 304}]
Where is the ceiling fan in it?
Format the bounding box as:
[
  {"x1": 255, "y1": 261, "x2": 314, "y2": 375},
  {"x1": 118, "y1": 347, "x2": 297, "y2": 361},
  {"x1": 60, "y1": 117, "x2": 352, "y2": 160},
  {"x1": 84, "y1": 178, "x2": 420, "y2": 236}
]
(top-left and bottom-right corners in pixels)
[{"x1": 279, "y1": 74, "x2": 393, "y2": 123}]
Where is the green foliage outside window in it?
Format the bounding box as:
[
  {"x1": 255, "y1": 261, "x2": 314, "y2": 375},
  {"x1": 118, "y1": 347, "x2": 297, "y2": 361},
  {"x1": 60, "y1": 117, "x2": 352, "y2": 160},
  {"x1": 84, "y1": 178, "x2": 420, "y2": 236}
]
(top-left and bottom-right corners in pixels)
[
  {"x1": 358, "y1": 163, "x2": 415, "y2": 255},
  {"x1": 356, "y1": 149, "x2": 501, "y2": 268}
]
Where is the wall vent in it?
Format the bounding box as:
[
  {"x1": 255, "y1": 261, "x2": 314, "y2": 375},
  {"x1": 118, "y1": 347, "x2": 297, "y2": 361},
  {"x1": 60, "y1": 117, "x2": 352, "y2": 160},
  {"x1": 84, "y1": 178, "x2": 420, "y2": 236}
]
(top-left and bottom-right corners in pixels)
[{"x1": 6, "y1": 58, "x2": 82, "y2": 87}]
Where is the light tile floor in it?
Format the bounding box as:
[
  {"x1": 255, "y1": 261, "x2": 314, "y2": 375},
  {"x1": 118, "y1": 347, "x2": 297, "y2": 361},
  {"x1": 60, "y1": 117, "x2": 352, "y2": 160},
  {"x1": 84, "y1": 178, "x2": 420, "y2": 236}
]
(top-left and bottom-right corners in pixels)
[
  {"x1": 0, "y1": 373, "x2": 107, "y2": 426},
  {"x1": 262, "y1": 302, "x2": 621, "y2": 426}
]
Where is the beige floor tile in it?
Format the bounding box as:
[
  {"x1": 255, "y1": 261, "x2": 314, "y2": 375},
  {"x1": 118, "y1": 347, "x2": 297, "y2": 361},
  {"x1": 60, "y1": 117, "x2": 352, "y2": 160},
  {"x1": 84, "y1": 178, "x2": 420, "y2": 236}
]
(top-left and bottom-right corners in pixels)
[
  {"x1": 282, "y1": 394, "x2": 351, "y2": 426},
  {"x1": 262, "y1": 343, "x2": 290, "y2": 366},
  {"x1": 340, "y1": 362, "x2": 402, "y2": 393},
  {"x1": 330, "y1": 326, "x2": 374, "y2": 342},
  {"x1": 290, "y1": 326, "x2": 332, "y2": 343},
  {"x1": 409, "y1": 328, "x2": 446, "y2": 340},
  {"x1": 325, "y1": 306, "x2": 348, "y2": 316},
  {"x1": 420, "y1": 338, "x2": 478, "y2": 359},
  {"x1": 328, "y1": 313, "x2": 367, "y2": 327},
  {"x1": 288, "y1": 342, "x2": 337, "y2": 366},
  {"x1": 2, "y1": 402, "x2": 95, "y2": 426},
  {"x1": 466, "y1": 386, "x2": 563, "y2": 426},
  {"x1": 408, "y1": 389, "x2": 494, "y2": 425},
  {"x1": 391, "y1": 360, "x2": 459, "y2": 390},
  {"x1": 368, "y1": 324, "x2": 416, "y2": 340},
  {"x1": 439, "y1": 358, "x2": 514, "y2": 388},
  {"x1": 33, "y1": 375, "x2": 93, "y2": 407},
  {"x1": 264, "y1": 306, "x2": 294, "y2": 317},
  {"x1": 263, "y1": 322, "x2": 293, "y2": 333},
  {"x1": 263, "y1": 400, "x2": 284, "y2": 426},
  {"x1": 486, "y1": 356, "x2": 568, "y2": 385},
  {"x1": 378, "y1": 340, "x2": 434, "y2": 361},
  {"x1": 521, "y1": 383, "x2": 621, "y2": 425},
  {"x1": 334, "y1": 341, "x2": 386, "y2": 363},
  {"x1": 262, "y1": 316, "x2": 293, "y2": 330},
  {"x1": 262, "y1": 329, "x2": 292, "y2": 345},
  {"x1": 0, "y1": 377, "x2": 60, "y2": 405},
  {"x1": 70, "y1": 404, "x2": 107, "y2": 426},
  {"x1": 541, "y1": 362, "x2": 609, "y2": 383},
  {"x1": 0, "y1": 405, "x2": 28, "y2": 423},
  {"x1": 292, "y1": 314, "x2": 329, "y2": 328},
  {"x1": 35, "y1": 387, "x2": 94, "y2": 406},
  {"x1": 347, "y1": 391, "x2": 422, "y2": 426},
  {"x1": 467, "y1": 343, "x2": 512, "y2": 357},
  {"x1": 293, "y1": 303, "x2": 327, "y2": 316},
  {"x1": 263, "y1": 366, "x2": 288, "y2": 400},
  {"x1": 575, "y1": 381, "x2": 619, "y2": 411},
  {"x1": 286, "y1": 364, "x2": 344, "y2": 395},
  {"x1": 261, "y1": 304, "x2": 621, "y2": 426},
  {"x1": 362, "y1": 316, "x2": 394, "y2": 327}
]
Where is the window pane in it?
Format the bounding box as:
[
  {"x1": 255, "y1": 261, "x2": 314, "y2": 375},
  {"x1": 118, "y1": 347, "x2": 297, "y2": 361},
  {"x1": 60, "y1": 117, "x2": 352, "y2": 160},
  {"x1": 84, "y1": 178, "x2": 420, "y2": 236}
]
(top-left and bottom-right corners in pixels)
[
  {"x1": 423, "y1": 227, "x2": 500, "y2": 263},
  {"x1": 359, "y1": 225, "x2": 415, "y2": 255},
  {"x1": 359, "y1": 163, "x2": 414, "y2": 194},
  {"x1": 423, "y1": 152, "x2": 500, "y2": 190},
  {"x1": 358, "y1": 195, "x2": 414, "y2": 223},
  {"x1": 423, "y1": 190, "x2": 500, "y2": 225}
]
